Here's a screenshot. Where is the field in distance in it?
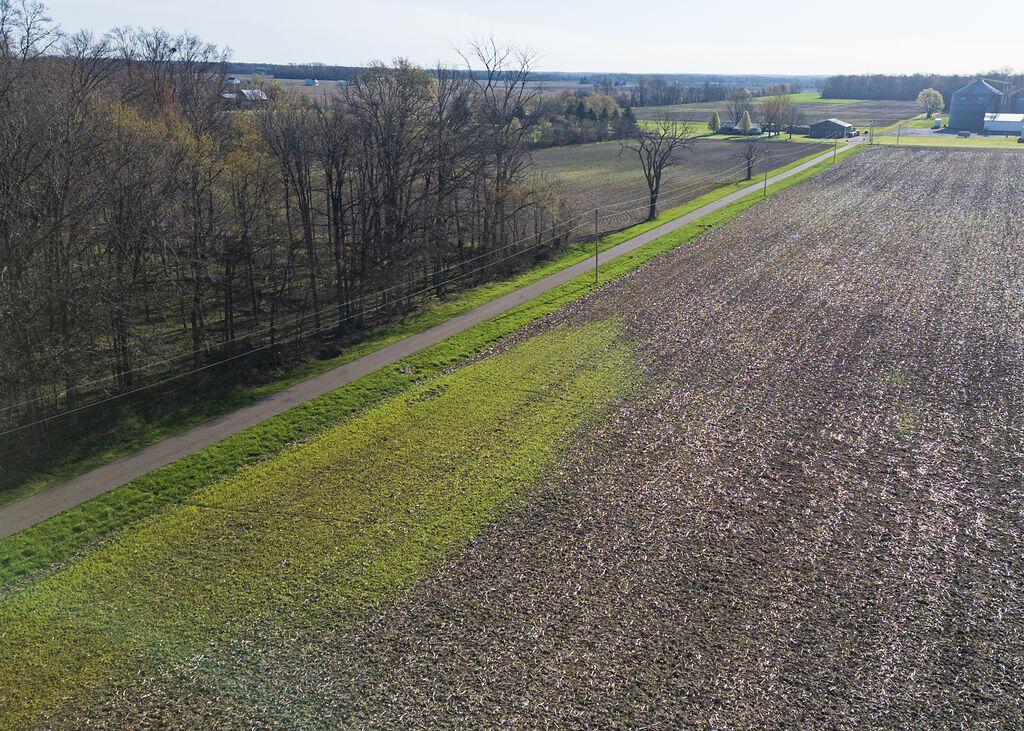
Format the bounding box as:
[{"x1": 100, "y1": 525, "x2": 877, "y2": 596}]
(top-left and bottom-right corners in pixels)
[
  {"x1": 635, "y1": 94, "x2": 921, "y2": 127},
  {"x1": 529, "y1": 138, "x2": 829, "y2": 235}
]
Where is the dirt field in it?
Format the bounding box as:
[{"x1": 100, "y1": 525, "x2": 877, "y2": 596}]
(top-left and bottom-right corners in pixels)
[
  {"x1": 530, "y1": 138, "x2": 828, "y2": 235},
  {"x1": 636, "y1": 97, "x2": 921, "y2": 127},
  {"x1": 51, "y1": 146, "x2": 1024, "y2": 728}
]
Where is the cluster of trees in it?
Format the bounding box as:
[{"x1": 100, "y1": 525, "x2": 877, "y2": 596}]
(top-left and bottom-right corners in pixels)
[
  {"x1": 625, "y1": 77, "x2": 737, "y2": 108},
  {"x1": 710, "y1": 91, "x2": 805, "y2": 135},
  {"x1": 531, "y1": 91, "x2": 637, "y2": 147},
  {"x1": 822, "y1": 71, "x2": 1024, "y2": 103},
  {"x1": 0, "y1": 4, "x2": 567, "y2": 437}
]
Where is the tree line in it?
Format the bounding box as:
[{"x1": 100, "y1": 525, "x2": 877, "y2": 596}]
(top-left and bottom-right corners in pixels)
[
  {"x1": 623, "y1": 78, "x2": 800, "y2": 108},
  {"x1": 822, "y1": 72, "x2": 1024, "y2": 104},
  {"x1": 0, "y1": 3, "x2": 569, "y2": 443}
]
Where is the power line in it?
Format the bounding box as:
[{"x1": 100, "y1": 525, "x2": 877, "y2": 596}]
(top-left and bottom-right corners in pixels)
[{"x1": 0, "y1": 148, "x2": 825, "y2": 429}]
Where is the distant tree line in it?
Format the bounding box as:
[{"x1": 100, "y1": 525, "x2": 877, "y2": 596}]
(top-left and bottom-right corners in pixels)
[
  {"x1": 624, "y1": 78, "x2": 800, "y2": 108},
  {"x1": 224, "y1": 61, "x2": 363, "y2": 81},
  {"x1": 0, "y1": 4, "x2": 568, "y2": 442},
  {"x1": 822, "y1": 72, "x2": 1024, "y2": 104}
]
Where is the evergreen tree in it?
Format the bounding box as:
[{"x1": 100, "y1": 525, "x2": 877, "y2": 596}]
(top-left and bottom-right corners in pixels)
[
  {"x1": 738, "y1": 110, "x2": 753, "y2": 134},
  {"x1": 708, "y1": 110, "x2": 721, "y2": 133}
]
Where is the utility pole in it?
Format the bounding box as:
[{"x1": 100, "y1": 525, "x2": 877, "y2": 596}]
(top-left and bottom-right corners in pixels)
[
  {"x1": 763, "y1": 148, "x2": 769, "y2": 196},
  {"x1": 833, "y1": 135, "x2": 838, "y2": 162},
  {"x1": 594, "y1": 208, "x2": 599, "y2": 286},
  {"x1": 896, "y1": 122, "x2": 902, "y2": 145}
]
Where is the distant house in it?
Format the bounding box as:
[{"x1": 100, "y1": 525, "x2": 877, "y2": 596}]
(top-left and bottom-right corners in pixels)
[
  {"x1": 303, "y1": 78, "x2": 319, "y2": 87},
  {"x1": 718, "y1": 120, "x2": 763, "y2": 136},
  {"x1": 225, "y1": 75, "x2": 242, "y2": 86},
  {"x1": 221, "y1": 88, "x2": 269, "y2": 108},
  {"x1": 809, "y1": 118, "x2": 855, "y2": 138}
]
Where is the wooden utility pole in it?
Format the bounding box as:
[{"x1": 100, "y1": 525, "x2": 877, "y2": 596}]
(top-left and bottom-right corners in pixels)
[
  {"x1": 594, "y1": 208, "x2": 599, "y2": 285},
  {"x1": 763, "y1": 149, "x2": 770, "y2": 196}
]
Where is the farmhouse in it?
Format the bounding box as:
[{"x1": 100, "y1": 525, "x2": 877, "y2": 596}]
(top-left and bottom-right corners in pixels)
[
  {"x1": 809, "y1": 118, "x2": 855, "y2": 138},
  {"x1": 719, "y1": 120, "x2": 763, "y2": 135},
  {"x1": 304, "y1": 78, "x2": 320, "y2": 87}
]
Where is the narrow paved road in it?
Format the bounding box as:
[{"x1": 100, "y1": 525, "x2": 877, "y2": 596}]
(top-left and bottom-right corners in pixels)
[{"x1": 0, "y1": 141, "x2": 859, "y2": 538}]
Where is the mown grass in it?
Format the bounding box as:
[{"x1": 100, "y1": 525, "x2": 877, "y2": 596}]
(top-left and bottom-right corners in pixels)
[
  {"x1": 786, "y1": 92, "x2": 860, "y2": 104},
  {"x1": 872, "y1": 134, "x2": 1024, "y2": 149},
  {"x1": 0, "y1": 322, "x2": 638, "y2": 729},
  {"x1": 0, "y1": 144, "x2": 850, "y2": 594}
]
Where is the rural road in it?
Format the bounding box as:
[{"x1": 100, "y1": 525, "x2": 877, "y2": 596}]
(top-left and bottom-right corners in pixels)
[{"x1": 0, "y1": 140, "x2": 860, "y2": 539}]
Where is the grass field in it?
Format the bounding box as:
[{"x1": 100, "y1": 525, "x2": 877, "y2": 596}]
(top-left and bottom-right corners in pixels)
[
  {"x1": 872, "y1": 133, "x2": 1024, "y2": 149},
  {"x1": 9, "y1": 145, "x2": 1020, "y2": 728},
  {"x1": 635, "y1": 96, "x2": 920, "y2": 127},
  {"x1": 785, "y1": 91, "x2": 860, "y2": 104},
  {"x1": 0, "y1": 146, "x2": 863, "y2": 727}
]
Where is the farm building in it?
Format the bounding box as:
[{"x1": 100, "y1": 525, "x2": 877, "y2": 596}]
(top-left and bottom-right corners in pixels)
[
  {"x1": 221, "y1": 88, "x2": 269, "y2": 108},
  {"x1": 983, "y1": 113, "x2": 1024, "y2": 135},
  {"x1": 719, "y1": 120, "x2": 763, "y2": 135},
  {"x1": 949, "y1": 79, "x2": 1003, "y2": 131},
  {"x1": 304, "y1": 78, "x2": 320, "y2": 87},
  {"x1": 809, "y1": 119, "x2": 855, "y2": 138}
]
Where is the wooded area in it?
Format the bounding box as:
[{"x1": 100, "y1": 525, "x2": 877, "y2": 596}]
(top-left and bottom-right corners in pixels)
[
  {"x1": 822, "y1": 72, "x2": 1024, "y2": 103},
  {"x1": 0, "y1": 4, "x2": 573, "y2": 444}
]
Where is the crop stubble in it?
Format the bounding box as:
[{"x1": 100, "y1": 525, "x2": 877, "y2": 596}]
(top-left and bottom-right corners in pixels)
[{"x1": 62, "y1": 148, "x2": 1024, "y2": 728}]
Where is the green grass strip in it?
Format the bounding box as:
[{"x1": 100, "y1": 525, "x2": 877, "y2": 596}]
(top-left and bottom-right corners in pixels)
[
  {"x1": 871, "y1": 134, "x2": 1024, "y2": 149},
  {"x1": 0, "y1": 145, "x2": 854, "y2": 589},
  {"x1": 0, "y1": 321, "x2": 638, "y2": 729}
]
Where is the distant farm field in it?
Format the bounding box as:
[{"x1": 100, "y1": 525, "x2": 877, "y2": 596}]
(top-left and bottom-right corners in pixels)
[
  {"x1": 635, "y1": 96, "x2": 921, "y2": 127},
  {"x1": 529, "y1": 138, "x2": 829, "y2": 234}
]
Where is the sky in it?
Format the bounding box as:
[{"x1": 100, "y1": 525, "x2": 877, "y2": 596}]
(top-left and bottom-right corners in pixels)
[{"x1": 45, "y1": 0, "x2": 1022, "y2": 76}]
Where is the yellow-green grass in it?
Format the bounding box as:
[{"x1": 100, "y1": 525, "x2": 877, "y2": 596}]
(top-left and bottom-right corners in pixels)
[
  {"x1": 0, "y1": 322, "x2": 638, "y2": 728},
  {"x1": 786, "y1": 92, "x2": 860, "y2": 104},
  {"x1": 872, "y1": 134, "x2": 1024, "y2": 149},
  {"x1": 871, "y1": 113, "x2": 935, "y2": 134}
]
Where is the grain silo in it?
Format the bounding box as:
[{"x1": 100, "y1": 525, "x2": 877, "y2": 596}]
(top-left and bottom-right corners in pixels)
[{"x1": 949, "y1": 79, "x2": 1003, "y2": 131}]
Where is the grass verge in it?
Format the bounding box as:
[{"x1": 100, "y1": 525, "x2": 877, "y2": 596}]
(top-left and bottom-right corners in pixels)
[
  {"x1": 0, "y1": 144, "x2": 854, "y2": 590},
  {"x1": 871, "y1": 134, "x2": 1024, "y2": 149},
  {"x1": 0, "y1": 321, "x2": 639, "y2": 728}
]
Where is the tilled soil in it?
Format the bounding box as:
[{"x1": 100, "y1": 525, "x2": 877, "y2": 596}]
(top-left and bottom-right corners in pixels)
[{"x1": 75, "y1": 147, "x2": 1024, "y2": 729}]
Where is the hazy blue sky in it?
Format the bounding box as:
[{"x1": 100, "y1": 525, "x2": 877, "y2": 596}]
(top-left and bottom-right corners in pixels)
[{"x1": 45, "y1": 0, "x2": 1021, "y2": 75}]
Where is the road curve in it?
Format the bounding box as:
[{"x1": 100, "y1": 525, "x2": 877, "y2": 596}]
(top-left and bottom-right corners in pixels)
[{"x1": 0, "y1": 141, "x2": 859, "y2": 538}]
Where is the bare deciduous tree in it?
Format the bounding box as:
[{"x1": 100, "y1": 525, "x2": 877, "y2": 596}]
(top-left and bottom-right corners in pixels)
[
  {"x1": 725, "y1": 88, "x2": 753, "y2": 126},
  {"x1": 740, "y1": 139, "x2": 765, "y2": 180},
  {"x1": 621, "y1": 120, "x2": 695, "y2": 220},
  {"x1": 758, "y1": 94, "x2": 793, "y2": 137}
]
